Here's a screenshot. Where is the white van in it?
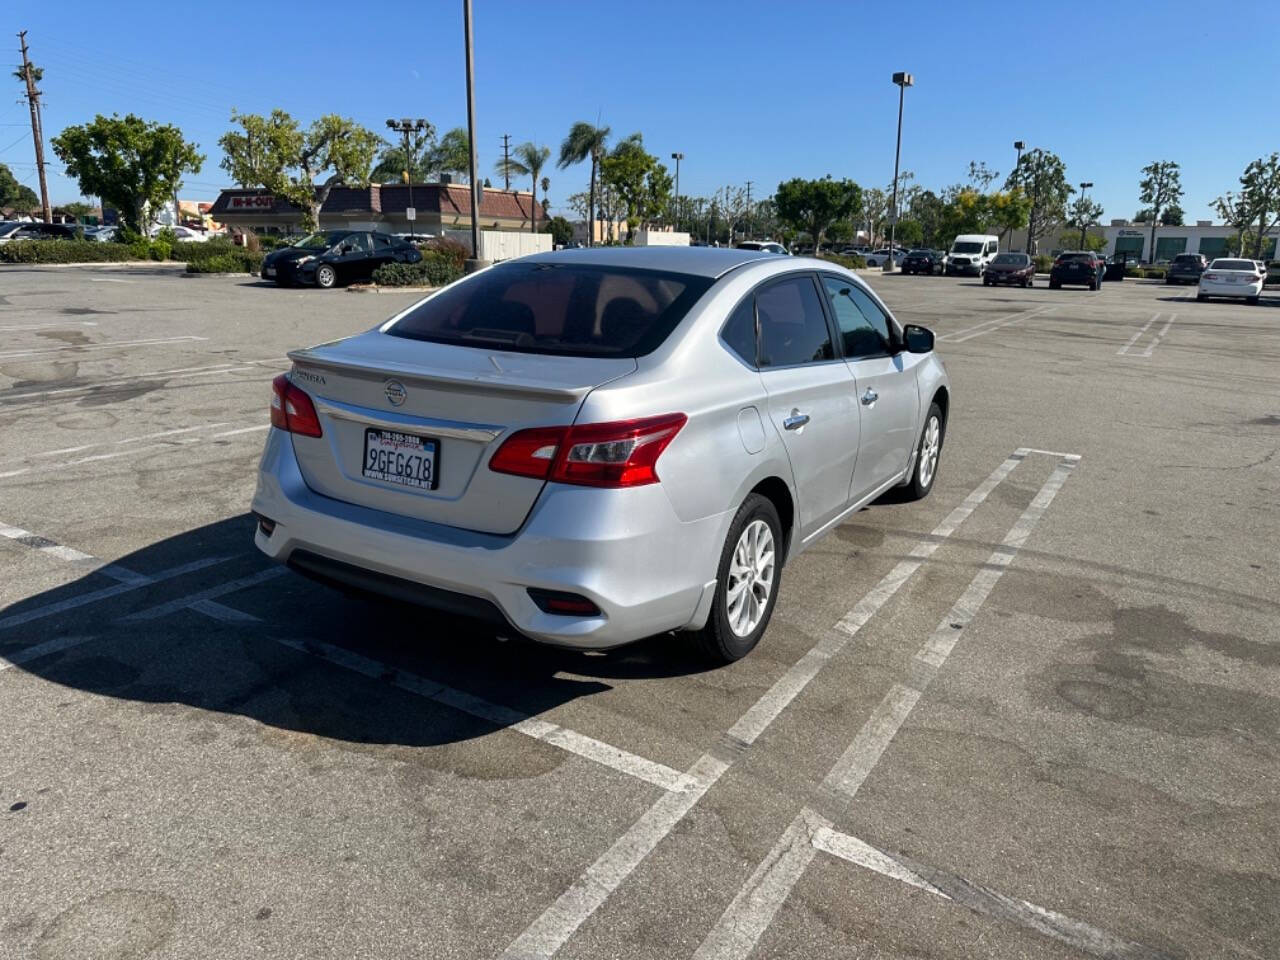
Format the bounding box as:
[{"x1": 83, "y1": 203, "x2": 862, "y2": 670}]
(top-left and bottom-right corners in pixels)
[{"x1": 945, "y1": 234, "x2": 1000, "y2": 275}]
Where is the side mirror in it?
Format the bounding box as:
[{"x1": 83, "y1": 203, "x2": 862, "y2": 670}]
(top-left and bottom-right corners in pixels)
[{"x1": 904, "y1": 324, "x2": 935, "y2": 354}]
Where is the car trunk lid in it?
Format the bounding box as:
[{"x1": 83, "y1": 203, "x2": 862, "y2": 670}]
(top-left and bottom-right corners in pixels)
[{"x1": 284, "y1": 331, "x2": 637, "y2": 534}]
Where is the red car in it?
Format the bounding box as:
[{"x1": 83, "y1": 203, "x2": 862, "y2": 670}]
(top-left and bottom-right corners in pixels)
[{"x1": 982, "y1": 252, "x2": 1035, "y2": 287}]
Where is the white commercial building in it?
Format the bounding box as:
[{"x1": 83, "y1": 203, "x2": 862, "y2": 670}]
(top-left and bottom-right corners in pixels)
[{"x1": 1096, "y1": 220, "x2": 1277, "y2": 263}]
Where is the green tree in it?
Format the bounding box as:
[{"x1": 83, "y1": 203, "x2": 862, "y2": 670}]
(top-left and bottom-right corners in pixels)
[
  {"x1": 541, "y1": 215, "x2": 573, "y2": 247},
  {"x1": 937, "y1": 188, "x2": 991, "y2": 240},
  {"x1": 861, "y1": 187, "x2": 889, "y2": 245},
  {"x1": 966, "y1": 161, "x2": 999, "y2": 192},
  {"x1": 1239, "y1": 153, "x2": 1280, "y2": 258},
  {"x1": 219, "y1": 110, "x2": 381, "y2": 229},
  {"x1": 894, "y1": 218, "x2": 923, "y2": 248},
  {"x1": 1005, "y1": 148, "x2": 1071, "y2": 255},
  {"x1": 0, "y1": 162, "x2": 39, "y2": 211},
  {"x1": 774, "y1": 176, "x2": 862, "y2": 254},
  {"x1": 59, "y1": 200, "x2": 96, "y2": 221},
  {"x1": 372, "y1": 124, "x2": 436, "y2": 184},
  {"x1": 495, "y1": 141, "x2": 551, "y2": 233},
  {"x1": 52, "y1": 113, "x2": 203, "y2": 235},
  {"x1": 1138, "y1": 160, "x2": 1182, "y2": 263},
  {"x1": 1213, "y1": 190, "x2": 1253, "y2": 254},
  {"x1": 557, "y1": 121, "x2": 610, "y2": 247},
  {"x1": 1160, "y1": 203, "x2": 1184, "y2": 226},
  {"x1": 988, "y1": 188, "x2": 1031, "y2": 250},
  {"x1": 909, "y1": 189, "x2": 946, "y2": 248},
  {"x1": 1065, "y1": 193, "x2": 1104, "y2": 249},
  {"x1": 431, "y1": 128, "x2": 471, "y2": 181}
]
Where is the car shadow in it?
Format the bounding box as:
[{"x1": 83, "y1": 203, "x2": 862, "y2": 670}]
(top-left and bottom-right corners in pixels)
[{"x1": 2, "y1": 514, "x2": 717, "y2": 751}]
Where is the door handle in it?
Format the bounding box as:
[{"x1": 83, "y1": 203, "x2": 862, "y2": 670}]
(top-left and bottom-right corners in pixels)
[
  {"x1": 783, "y1": 411, "x2": 810, "y2": 431},
  {"x1": 861, "y1": 389, "x2": 878, "y2": 406}
]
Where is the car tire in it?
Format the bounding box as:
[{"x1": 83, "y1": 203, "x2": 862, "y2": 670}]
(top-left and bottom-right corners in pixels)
[
  {"x1": 315, "y1": 264, "x2": 337, "y2": 289},
  {"x1": 1049, "y1": 281, "x2": 1061, "y2": 289},
  {"x1": 1089, "y1": 280, "x2": 1098, "y2": 291},
  {"x1": 905, "y1": 402, "x2": 944, "y2": 501},
  {"x1": 1247, "y1": 296, "x2": 1260, "y2": 304},
  {"x1": 692, "y1": 493, "x2": 784, "y2": 664}
]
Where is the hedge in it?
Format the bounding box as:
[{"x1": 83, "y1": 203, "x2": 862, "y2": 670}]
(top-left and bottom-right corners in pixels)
[
  {"x1": 0, "y1": 236, "x2": 253, "y2": 267},
  {"x1": 818, "y1": 253, "x2": 867, "y2": 270},
  {"x1": 185, "y1": 250, "x2": 265, "y2": 274},
  {"x1": 372, "y1": 251, "x2": 464, "y2": 287}
]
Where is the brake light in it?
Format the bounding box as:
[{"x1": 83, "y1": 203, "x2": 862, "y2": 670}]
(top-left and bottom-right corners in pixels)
[
  {"x1": 270, "y1": 373, "x2": 323, "y2": 438},
  {"x1": 489, "y1": 413, "x2": 687, "y2": 488},
  {"x1": 1202, "y1": 273, "x2": 1218, "y2": 281}
]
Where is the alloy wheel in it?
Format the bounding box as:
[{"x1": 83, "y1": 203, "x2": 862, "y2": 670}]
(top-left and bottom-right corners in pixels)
[
  {"x1": 919, "y1": 415, "x2": 941, "y2": 488},
  {"x1": 725, "y1": 519, "x2": 776, "y2": 637}
]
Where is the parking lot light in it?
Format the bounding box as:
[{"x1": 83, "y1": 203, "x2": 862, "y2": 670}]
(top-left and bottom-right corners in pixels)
[
  {"x1": 387, "y1": 118, "x2": 428, "y2": 239},
  {"x1": 1079, "y1": 181, "x2": 1094, "y2": 250},
  {"x1": 886, "y1": 72, "x2": 913, "y2": 273}
]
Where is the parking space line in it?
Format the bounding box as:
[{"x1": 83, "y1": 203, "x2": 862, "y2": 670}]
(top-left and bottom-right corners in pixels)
[
  {"x1": 121, "y1": 567, "x2": 287, "y2": 621},
  {"x1": 267, "y1": 633, "x2": 695, "y2": 794},
  {"x1": 1139, "y1": 313, "x2": 1176, "y2": 358},
  {"x1": 1117, "y1": 313, "x2": 1160, "y2": 356},
  {"x1": 0, "y1": 556, "x2": 232, "y2": 631},
  {"x1": 0, "y1": 335, "x2": 208, "y2": 360},
  {"x1": 7, "y1": 424, "x2": 230, "y2": 462},
  {"x1": 0, "y1": 424, "x2": 269, "y2": 480},
  {"x1": 812, "y1": 826, "x2": 1174, "y2": 960},
  {"x1": 1, "y1": 635, "x2": 98, "y2": 672},
  {"x1": 0, "y1": 320, "x2": 100, "y2": 332},
  {"x1": 0, "y1": 359, "x2": 288, "y2": 406},
  {"x1": 936, "y1": 305, "x2": 1053, "y2": 343},
  {"x1": 0, "y1": 521, "x2": 145, "y2": 583},
  {"x1": 500, "y1": 449, "x2": 1033, "y2": 959},
  {"x1": 693, "y1": 456, "x2": 1078, "y2": 959}
]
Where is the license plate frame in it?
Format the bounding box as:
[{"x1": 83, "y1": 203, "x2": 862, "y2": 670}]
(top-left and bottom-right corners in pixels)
[
  {"x1": 361, "y1": 428, "x2": 440, "y2": 491},
  {"x1": 265, "y1": 267, "x2": 276, "y2": 277}
]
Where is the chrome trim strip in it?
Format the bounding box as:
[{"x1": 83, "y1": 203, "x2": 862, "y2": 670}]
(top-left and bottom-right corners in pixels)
[{"x1": 313, "y1": 396, "x2": 503, "y2": 443}]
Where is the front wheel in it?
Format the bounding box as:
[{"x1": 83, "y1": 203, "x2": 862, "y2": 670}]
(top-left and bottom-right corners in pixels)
[
  {"x1": 315, "y1": 264, "x2": 337, "y2": 289},
  {"x1": 691, "y1": 494, "x2": 783, "y2": 664},
  {"x1": 905, "y1": 403, "x2": 944, "y2": 501},
  {"x1": 1196, "y1": 293, "x2": 1208, "y2": 301}
]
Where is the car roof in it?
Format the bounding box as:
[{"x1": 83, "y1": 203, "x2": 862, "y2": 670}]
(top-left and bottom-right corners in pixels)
[{"x1": 521, "y1": 245, "x2": 777, "y2": 278}]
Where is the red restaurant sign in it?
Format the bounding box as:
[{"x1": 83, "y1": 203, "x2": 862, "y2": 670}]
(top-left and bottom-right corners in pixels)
[{"x1": 230, "y1": 195, "x2": 275, "y2": 209}]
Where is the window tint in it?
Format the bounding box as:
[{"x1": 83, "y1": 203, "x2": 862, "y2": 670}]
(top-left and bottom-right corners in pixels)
[
  {"x1": 373, "y1": 233, "x2": 394, "y2": 248},
  {"x1": 1210, "y1": 259, "x2": 1255, "y2": 271},
  {"x1": 822, "y1": 277, "x2": 892, "y2": 359},
  {"x1": 755, "y1": 276, "x2": 833, "y2": 367},
  {"x1": 342, "y1": 233, "x2": 371, "y2": 253},
  {"x1": 721, "y1": 296, "x2": 757, "y2": 366},
  {"x1": 389, "y1": 262, "x2": 713, "y2": 357}
]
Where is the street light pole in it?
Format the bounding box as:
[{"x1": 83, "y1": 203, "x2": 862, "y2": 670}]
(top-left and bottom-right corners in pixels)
[
  {"x1": 386, "y1": 118, "x2": 427, "y2": 239},
  {"x1": 462, "y1": 0, "x2": 483, "y2": 269},
  {"x1": 885, "y1": 71, "x2": 913, "y2": 273},
  {"x1": 670, "y1": 152, "x2": 683, "y2": 230},
  {"x1": 1012, "y1": 140, "x2": 1025, "y2": 252},
  {"x1": 1078, "y1": 181, "x2": 1093, "y2": 249}
]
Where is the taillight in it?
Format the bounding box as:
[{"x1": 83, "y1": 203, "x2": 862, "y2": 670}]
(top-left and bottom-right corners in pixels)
[
  {"x1": 1202, "y1": 273, "x2": 1218, "y2": 281},
  {"x1": 489, "y1": 413, "x2": 687, "y2": 488},
  {"x1": 270, "y1": 373, "x2": 323, "y2": 438}
]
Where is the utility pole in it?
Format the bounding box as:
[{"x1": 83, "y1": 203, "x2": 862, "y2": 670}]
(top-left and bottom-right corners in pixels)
[
  {"x1": 17, "y1": 31, "x2": 51, "y2": 224},
  {"x1": 500, "y1": 133, "x2": 511, "y2": 190},
  {"x1": 670, "y1": 152, "x2": 683, "y2": 230},
  {"x1": 1078, "y1": 181, "x2": 1093, "y2": 250},
  {"x1": 744, "y1": 180, "x2": 753, "y2": 239},
  {"x1": 462, "y1": 0, "x2": 483, "y2": 269}
]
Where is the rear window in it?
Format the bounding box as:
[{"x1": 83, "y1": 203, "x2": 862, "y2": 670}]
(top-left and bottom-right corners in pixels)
[
  {"x1": 1173, "y1": 255, "x2": 1201, "y2": 264},
  {"x1": 387, "y1": 262, "x2": 713, "y2": 357},
  {"x1": 1057, "y1": 253, "x2": 1094, "y2": 262},
  {"x1": 1209, "y1": 259, "x2": 1255, "y2": 271},
  {"x1": 992, "y1": 254, "x2": 1028, "y2": 265}
]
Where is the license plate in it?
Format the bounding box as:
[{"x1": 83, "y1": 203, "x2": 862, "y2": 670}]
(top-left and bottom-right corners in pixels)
[
  {"x1": 362, "y1": 428, "x2": 438, "y2": 490},
  {"x1": 265, "y1": 267, "x2": 276, "y2": 277}
]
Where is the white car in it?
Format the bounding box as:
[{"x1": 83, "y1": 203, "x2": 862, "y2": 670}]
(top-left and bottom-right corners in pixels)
[
  {"x1": 150, "y1": 225, "x2": 210, "y2": 242},
  {"x1": 1197, "y1": 258, "x2": 1265, "y2": 303},
  {"x1": 863, "y1": 248, "x2": 906, "y2": 268}
]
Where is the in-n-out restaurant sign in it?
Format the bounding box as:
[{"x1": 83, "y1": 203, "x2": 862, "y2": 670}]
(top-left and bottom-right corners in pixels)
[{"x1": 229, "y1": 195, "x2": 274, "y2": 209}]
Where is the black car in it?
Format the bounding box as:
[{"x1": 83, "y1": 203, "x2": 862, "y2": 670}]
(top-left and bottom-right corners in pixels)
[
  {"x1": 1049, "y1": 251, "x2": 1104, "y2": 290},
  {"x1": 260, "y1": 230, "x2": 421, "y2": 288},
  {"x1": 901, "y1": 249, "x2": 944, "y2": 275},
  {"x1": 1165, "y1": 253, "x2": 1207, "y2": 285},
  {"x1": 983, "y1": 252, "x2": 1035, "y2": 287}
]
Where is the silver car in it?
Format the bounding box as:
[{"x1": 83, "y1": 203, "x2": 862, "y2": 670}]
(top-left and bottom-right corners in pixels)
[{"x1": 252, "y1": 247, "x2": 950, "y2": 662}]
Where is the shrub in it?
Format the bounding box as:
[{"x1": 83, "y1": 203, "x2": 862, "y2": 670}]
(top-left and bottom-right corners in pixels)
[
  {"x1": 818, "y1": 253, "x2": 867, "y2": 270},
  {"x1": 0, "y1": 239, "x2": 139, "y2": 264},
  {"x1": 148, "y1": 239, "x2": 172, "y2": 261},
  {"x1": 172, "y1": 238, "x2": 238, "y2": 264},
  {"x1": 185, "y1": 250, "x2": 264, "y2": 274},
  {"x1": 422, "y1": 236, "x2": 469, "y2": 270},
  {"x1": 1141, "y1": 267, "x2": 1166, "y2": 280},
  {"x1": 1034, "y1": 255, "x2": 1054, "y2": 273},
  {"x1": 372, "y1": 250, "x2": 464, "y2": 287}
]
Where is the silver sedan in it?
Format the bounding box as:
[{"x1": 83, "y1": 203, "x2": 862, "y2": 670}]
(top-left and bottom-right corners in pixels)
[{"x1": 251, "y1": 247, "x2": 950, "y2": 662}]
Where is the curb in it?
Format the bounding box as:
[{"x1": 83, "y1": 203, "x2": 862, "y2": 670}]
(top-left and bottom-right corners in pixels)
[
  {"x1": 348, "y1": 284, "x2": 439, "y2": 294},
  {"x1": 0, "y1": 260, "x2": 189, "y2": 270}
]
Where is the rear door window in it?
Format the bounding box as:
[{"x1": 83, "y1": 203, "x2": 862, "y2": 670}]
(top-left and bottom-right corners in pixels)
[
  {"x1": 388, "y1": 262, "x2": 713, "y2": 357},
  {"x1": 721, "y1": 296, "x2": 757, "y2": 367},
  {"x1": 755, "y1": 275, "x2": 834, "y2": 367}
]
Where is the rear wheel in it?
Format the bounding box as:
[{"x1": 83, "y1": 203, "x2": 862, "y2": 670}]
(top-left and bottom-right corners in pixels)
[
  {"x1": 1197, "y1": 293, "x2": 1208, "y2": 301},
  {"x1": 1248, "y1": 296, "x2": 1260, "y2": 304},
  {"x1": 906, "y1": 403, "x2": 944, "y2": 501},
  {"x1": 315, "y1": 264, "x2": 337, "y2": 289},
  {"x1": 692, "y1": 494, "x2": 782, "y2": 664},
  {"x1": 1049, "y1": 280, "x2": 1061, "y2": 289}
]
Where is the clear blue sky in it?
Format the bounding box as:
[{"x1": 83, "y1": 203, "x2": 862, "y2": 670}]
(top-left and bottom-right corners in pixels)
[{"x1": 3, "y1": 0, "x2": 1274, "y2": 222}]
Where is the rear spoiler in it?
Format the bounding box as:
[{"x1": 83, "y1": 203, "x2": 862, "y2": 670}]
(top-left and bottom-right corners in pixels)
[{"x1": 287, "y1": 347, "x2": 600, "y2": 403}]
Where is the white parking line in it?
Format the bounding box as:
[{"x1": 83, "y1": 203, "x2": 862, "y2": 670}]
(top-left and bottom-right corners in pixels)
[
  {"x1": 812, "y1": 827, "x2": 1173, "y2": 960},
  {"x1": 7, "y1": 424, "x2": 229, "y2": 462},
  {"x1": 500, "y1": 449, "x2": 1039, "y2": 959},
  {"x1": 1, "y1": 635, "x2": 98, "y2": 672},
  {"x1": 0, "y1": 321, "x2": 100, "y2": 332},
  {"x1": 937, "y1": 305, "x2": 1053, "y2": 343},
  {"x1": 0, "y1": 335, "x2": 207, "y2": 360},
  {"x1": 0, "y1": 358, "x2": 288, "y2": 406},
  {"x1": 0, "y1": 424, "x2": 269, "y2": 480},
  {"x1": 1117, "y1": 312, "x2": 1169, "y2": 357},
  {"x1": 121, "y1": 567, "x2": 288, "y2": 621},
  {"x1": 694, "y1": 455, "x2": 1078, "y2": 959},
  {"x1": 1138, "y1": 313, "x2": 1176, "y2": 358}
]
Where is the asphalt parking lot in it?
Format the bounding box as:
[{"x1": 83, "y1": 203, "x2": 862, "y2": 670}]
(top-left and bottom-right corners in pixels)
[{"x1": 1, "y1": 263, "x2": 1277, "y2": 960}]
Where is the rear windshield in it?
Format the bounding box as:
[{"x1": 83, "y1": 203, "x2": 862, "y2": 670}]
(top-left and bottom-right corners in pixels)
[
  {"x1": 1057, "y1": 253, "x2": 1094, "y2": 262},
  {"x1": 1209, "y1": 259, "x2": 1255, "y2": 271},
  {"x1": 992, "y1": 254, "x2": 1028, "y2": 264},
  {"x1": 387, "y1": 262, "x2": 714, "y2": 357},
  {"x1": 1173, "y1": 255, "x2": 1201, "y2": 264},
  {"x1": 951, "y1": 241, "x2": 983, "y2": 253}
]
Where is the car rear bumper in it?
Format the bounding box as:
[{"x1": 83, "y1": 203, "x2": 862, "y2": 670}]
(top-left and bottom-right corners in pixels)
[
  {"x1": 1198, "y1": 280, "x2": 1263, "y2": 298},
  {"x1": 984, "y1": 272, "x2": 1029, "y2": 283},
  {"x1": 250, "y1": 428, "x2": 728, "y2": 649}
]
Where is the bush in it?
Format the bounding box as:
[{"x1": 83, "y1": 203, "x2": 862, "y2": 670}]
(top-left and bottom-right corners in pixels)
[
  {"x1": 1034, "y1": 255, "x2": 1054, "y2": 273},
  {"x1": 185, "y1": 250, "x2": 264, "y2": 274},
  {"x1": 818, "y1": 253, "x2": 867, "y2": 270},
  {"x1": 173, "y1": 238, "x2": 238, "y2": 264},
  {"x1": 422, "y1": 236, "x2": 469, "y2": 270},
  {"x1": 372, "y1": 250, "x2": 464, "y2": 287},
  {"x1": 0, "y1": 240, "x2": 139, "y2": 264},
  {"x1": 1140, "y1": 267, "x2": 1166, "y2": 280}
]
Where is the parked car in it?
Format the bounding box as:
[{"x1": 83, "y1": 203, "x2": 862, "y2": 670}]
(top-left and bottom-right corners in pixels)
[
  {"x1": 736, "y1": 240, "x2": 789, "y2": 255},
  {"x1": 148, "y1": 224, "x2": 211, "y2": 243},
  {"x1": 863, "y1": 248, "x2": 906, "y2": 268},
  {"x1": 260, "y1": 230, "x2": 422, "y2": 288},
  {"x1": 983, "y1": 252, "x2": 1035, "y2": 287},
  {"x1": 1197, "y1": 258, "x2": 1266, "y2": 303},
  {"x1": 0, "y1": 220, "x2": 80, "y2": 242},
  {"x1": 1049, "y1": 251, "x2": 1104, "y2": 290},
  {"x1": 901, "y1": 249, "x2": 944, "y2": 275},
  {"x1": 1104, "y1": 252, "x2": 1137, "y2": 282},
  {"x1": 252, "y1": 248, "x2": 950, "y2": 663},
  {"x1": 83, "y1": 225, "x2": 119, "y2": 242},
  {"x1": 1165, "y1": 253, "x2": 1207, "y2": 285},
  {"x1": 944, "y1": 234, "x2": 1000, "y2": 275}
]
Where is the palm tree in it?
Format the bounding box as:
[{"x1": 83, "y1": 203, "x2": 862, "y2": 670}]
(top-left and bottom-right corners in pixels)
[{"x1": 558, "y1": 122, "x2": 610, "y2": 246}]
